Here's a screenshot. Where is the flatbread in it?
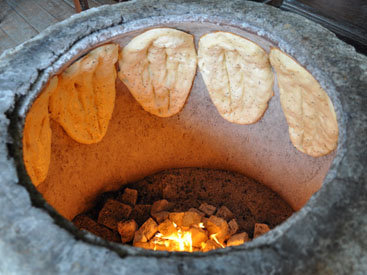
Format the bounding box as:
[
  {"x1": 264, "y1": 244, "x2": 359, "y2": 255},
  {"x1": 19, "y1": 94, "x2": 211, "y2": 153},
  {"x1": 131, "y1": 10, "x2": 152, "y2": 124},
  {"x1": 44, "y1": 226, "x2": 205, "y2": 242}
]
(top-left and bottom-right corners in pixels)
[
  {"x1": 23, "y1": 76, "x2": 58, "y2": 186},
  {"x1": 49, "y1": 44, "x2": 118, "y2": 144},
  {"x1": 198, "y1": 32, "x2": 274, "y2": 124},
  {"x1": 118, "y1": 28, "x2": 197, "y2": 117},
  {"x1": 269, "y1": 48, "x2": 338, "y2": 157}
]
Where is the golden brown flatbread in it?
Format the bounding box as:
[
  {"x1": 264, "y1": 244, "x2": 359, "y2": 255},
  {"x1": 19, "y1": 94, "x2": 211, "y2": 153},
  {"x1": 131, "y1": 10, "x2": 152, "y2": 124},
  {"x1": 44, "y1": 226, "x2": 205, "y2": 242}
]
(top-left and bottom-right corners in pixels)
[
  {"x1": 23, "y1": 76, "x2": 58, "y2": 186},
  {"x1": 198, "y1": 31, "x2": 274, "y2": 124},
  {"x1": 118, "y1": 28, "x2": 197, "y2": 117},
  {"x1": 49, "y1": 44, "x2": 118, "y2": 144},
  {"x1": 269, "y1": 48, "x2": 338, "y2": 157}
]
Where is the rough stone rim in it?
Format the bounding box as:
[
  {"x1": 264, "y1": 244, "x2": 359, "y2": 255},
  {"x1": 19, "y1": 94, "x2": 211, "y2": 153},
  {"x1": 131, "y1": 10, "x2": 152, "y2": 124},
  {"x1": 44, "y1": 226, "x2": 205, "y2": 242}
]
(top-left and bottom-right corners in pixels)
[{"x1": 1, "y1": 0, "x2": 366, "y2": 273}]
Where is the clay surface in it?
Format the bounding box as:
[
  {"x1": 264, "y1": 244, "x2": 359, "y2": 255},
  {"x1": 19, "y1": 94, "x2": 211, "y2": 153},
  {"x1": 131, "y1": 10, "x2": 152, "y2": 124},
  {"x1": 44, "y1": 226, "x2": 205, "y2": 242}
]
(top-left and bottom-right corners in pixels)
[{"x1": 38, "y1": 22, "x2": 334, "y2": 220}]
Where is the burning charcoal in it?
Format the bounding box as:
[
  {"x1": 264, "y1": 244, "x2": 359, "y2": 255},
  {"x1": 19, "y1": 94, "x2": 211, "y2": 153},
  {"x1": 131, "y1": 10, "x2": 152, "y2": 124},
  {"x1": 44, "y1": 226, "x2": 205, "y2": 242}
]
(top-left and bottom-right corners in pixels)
[
  {"x1": 215, "y1": 206, "x2": 234, "y2": 221},
  {"x1": 201, "y1": 216, "x2": 209, "y2": 224},
  {"x1": 130, "y1": 204, "x2": 151, "y2": 226},
  {"x1": 188, "y1": 208, "x2": 205, "y2": 217},
  {"x1": 199, "y1": 203, "x2": 216, "y2": 216},
  {"x1": 134, "y1": 218, "x2": 158, "y2": 244},
  {"x1": 253, "y1": 223, "x2": 270, "y2": 238},
  {"x1": 182, "y1": 211, "x2": 202, "y2": 227},
  {"x1": 142, "y1": 218, "x2": 159, "y2": 240},
  {"x1": 152, "y1": 243, "x2": 168, "y2": 251},
  {"x1": 158, "y1": 219, "x2": 177, "y2": 236},
  {"x1": 73, "y1": 214, "x2": 120, "y2": 243},
  {"x1": 202, "y1": 239, "x2": 221, "y2": 252},
  {"x1": 227, "y1": 232, "x2": 249, "y2": 246},
  {"x1": 204, "y1": 215, "x2": 229, "y2": 244},
  {"x1": 134, "y1": 230, "x2": 148, "y2": 244},
  {"x1": 117, "y1": 219, "x2": 138, "y2": 243},
  {"x1": 97, "y1": 199, "x2": 132, "y2": 230},
  {"x1": 119, "y1": 188, "x2": 138, "y2": 206},
  {"x1": 169, "y1": 212, "x2": 184, "y2": 227},
  {"x1": 151, "y1": 199, "x2": 174, "y2": 214},
  {"x1": 151, "y1": 211, "x2": 170, "y2": 224},
  {"x1": 151, "y1": 242, "x2": 177, "y2": 252},
  {"x1": 189, "y1": 227, "x2": 208, "y2": 248},
  {"x1": 228, "y1": 219, "x2": 239, "y2": 236},
  {"x1": 134, "y1": 242, "x2": 152, "y2": 249}
]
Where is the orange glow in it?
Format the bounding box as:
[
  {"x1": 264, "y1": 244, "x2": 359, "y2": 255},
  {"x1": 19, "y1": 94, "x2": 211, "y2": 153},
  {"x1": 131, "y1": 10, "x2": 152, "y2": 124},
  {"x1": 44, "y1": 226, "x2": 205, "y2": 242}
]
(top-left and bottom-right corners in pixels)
[
  {"x1": 210, "y1": 233, "x2": 225, "y2": 248},
  {"x1": 152, "y1": 223, "x2": 193, "y2": 252}
]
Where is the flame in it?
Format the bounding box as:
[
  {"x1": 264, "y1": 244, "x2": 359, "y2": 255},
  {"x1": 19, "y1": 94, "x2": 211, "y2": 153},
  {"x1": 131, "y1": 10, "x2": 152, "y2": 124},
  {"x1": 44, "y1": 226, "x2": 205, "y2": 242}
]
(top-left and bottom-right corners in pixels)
[
  {"x1": 152, "y1": 226, "x2": 193, "y2": 252},
  {"x1": 210, "y1": 233, "x2": 225, "y2": 248},
  {"x1": 142, "y1": 220, "x2": 229, "y2": 252}
]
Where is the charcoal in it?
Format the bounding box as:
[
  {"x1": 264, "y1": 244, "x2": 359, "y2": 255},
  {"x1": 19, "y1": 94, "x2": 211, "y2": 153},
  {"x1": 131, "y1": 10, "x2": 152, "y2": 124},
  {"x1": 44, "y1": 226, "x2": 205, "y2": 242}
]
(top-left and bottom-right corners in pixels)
[
  {"x1": 199, "y1": 203, "x2": 216, "y2": 216},
  {"x1": 97, "y1": 199, "x2": 132, "y2": 230},
  {"x1": 73, "y1": 214, "x2": 120, "y2": 243},
  {"x1": 204, "y1": 215, "x2": 229, "y2": 244},
  {"x1": 119, "y1": 188, "x2": 138, "y2": 206},
  {"x1": 227, "y1": 232, "x2": 249, "y2": 246},
  {"x1": 130, "y1": 204, "x2": 151, "y2": 226},
  {"x1": 151, "y1": 199, "x2": 174, "y2": 214},
  {"x1": 253, "y1": 223, "x2": 270, "y2": 238},
  {"x1": 117, "y1": 219, "x2": 138, "y2": 243},
  {"x1": 215, "y1": 206, "x2": 234, "y2": 221}
]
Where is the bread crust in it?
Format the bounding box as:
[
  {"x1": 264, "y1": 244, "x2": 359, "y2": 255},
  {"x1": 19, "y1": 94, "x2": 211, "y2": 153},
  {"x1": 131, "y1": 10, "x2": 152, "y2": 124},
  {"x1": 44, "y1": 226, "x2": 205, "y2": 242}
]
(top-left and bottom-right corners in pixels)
[
  {"x1": 269, "y1": 47, "x2": 338, "y2": 157},
  {"x1": 198, "y1": 31, "x2": 274, "y2": 124},
  {"x1": 118, "y1": 28, "x2": 197, "y2": 117},
  {"x1": 23, "y1": 76, "x2": 58, "y2": 186},
  {"x1": 49, "y1": 44, "x2": 118, "y2": 144}
]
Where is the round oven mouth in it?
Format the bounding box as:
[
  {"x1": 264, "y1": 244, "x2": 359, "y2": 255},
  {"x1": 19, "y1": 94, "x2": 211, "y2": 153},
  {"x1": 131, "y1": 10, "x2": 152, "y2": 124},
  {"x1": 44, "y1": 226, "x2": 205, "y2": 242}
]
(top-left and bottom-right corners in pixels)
[
  {"x1": 4, "y1": 2, "x2": 363, "y2": 271},
  {"x1": 9, "y1": 16, "x2": 345, "y2": 257}
]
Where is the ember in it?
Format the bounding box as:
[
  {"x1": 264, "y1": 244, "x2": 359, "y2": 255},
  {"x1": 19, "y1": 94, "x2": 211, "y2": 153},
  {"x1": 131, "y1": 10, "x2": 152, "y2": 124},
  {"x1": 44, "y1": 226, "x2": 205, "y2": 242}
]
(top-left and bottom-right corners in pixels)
[
  {"x1": 72, "y1": 168, "x2": 294, "y2": 252},
  {"x1": 152, "y1": 223, "x2": 193, "y2": 252},
  {"x1": 136, "y1": 207, "x2": 245, "y2": 252},
  {"x1": 130, "y1": 199, "x2": 257, "y2": 252}
]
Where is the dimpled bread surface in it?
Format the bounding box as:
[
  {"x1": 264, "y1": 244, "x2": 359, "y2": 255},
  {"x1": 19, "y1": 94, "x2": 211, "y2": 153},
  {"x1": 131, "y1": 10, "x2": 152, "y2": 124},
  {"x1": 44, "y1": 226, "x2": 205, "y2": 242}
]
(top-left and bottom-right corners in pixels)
[
  {"x1": 49, "y1": 44, "x2": 119, "y2": 144},
  {"x1": 118, "y1": 28, "x2": 197, "y2": 117},
  {"x1": 23, "y1": 77, "x2": 58, "y2": 186},
  {"x1": 198, "y1": 31, "x2": 274, "y2": 124},
  {"x1": 269, "y1": 48, "x2": 338, "y2": 157}
]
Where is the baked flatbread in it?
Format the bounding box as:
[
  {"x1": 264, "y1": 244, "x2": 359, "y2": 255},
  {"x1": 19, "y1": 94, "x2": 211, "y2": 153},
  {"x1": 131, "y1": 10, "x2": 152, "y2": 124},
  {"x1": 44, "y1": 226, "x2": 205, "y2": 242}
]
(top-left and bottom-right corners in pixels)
[
  {"x1": 50, "y1": 44, "x2": 118, "y2": 144},
  {"x1": 118, "y1": 28, "x2": 197, "y2": 117},
  {"x1": 269, "y1": 48, "x2": 338, "y2": 157},
  {"x1": 23, "y1": 76, "x2": 58, "y2": 186},
  {"x1": 198, "y1": 32, "x2": 274, "y2": 124}
]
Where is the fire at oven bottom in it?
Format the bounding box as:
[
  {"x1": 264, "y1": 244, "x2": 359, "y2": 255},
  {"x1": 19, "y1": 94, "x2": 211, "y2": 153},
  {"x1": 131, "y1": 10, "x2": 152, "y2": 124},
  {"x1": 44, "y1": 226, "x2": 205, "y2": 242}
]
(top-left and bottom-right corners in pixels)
[{"x1": 73, "y1": 168, "x2": 294, "y2": 252}]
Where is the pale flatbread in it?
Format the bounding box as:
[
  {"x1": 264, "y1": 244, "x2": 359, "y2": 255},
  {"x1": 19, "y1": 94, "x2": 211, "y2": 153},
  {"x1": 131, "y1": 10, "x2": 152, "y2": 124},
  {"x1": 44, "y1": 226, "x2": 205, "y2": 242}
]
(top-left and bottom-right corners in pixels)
[
  {"x1": 198, "y1": 32, "x2": 274, "y2": 124},
  {"x1": 118, "y1": 28, "x2": 197, "y2": 117},
  {"x1": 50, "y1": 44, "x2": 118, "y2": 144},
  {"x1": 269, "y1": 48, "x2": 338, "y2": 157},
  {"x1": 23, "y1": 76, "x2": 58, "y2": 186}
]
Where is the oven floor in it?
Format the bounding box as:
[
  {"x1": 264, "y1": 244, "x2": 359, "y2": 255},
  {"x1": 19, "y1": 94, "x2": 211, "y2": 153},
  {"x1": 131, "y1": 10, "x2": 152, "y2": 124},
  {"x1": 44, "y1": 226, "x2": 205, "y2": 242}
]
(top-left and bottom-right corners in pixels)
[{"x1": 83, "y1": 167, "x2": 294, "y2": 238}]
